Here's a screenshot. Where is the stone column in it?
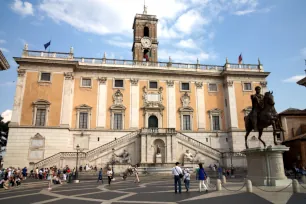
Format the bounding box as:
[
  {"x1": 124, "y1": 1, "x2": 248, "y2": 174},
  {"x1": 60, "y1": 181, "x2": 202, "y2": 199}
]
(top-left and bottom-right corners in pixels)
[
  {"x1": 10, "y1": 69, "x2": 26, "y2": 126},
  {"x1": 195, "y1": 81, "x2": 205, "y2": 130},
  {"x1": 130, "y1": 78, "x2": 139, "y2": 129},
  {"x1": 167, "y1": 80, "x2": 176, "y2": 128},
  {"x1": 60, "y1": 72, "x2": 74, "y2": 127},
  {"x1": 96, "y1": 77, "x2": 107, "y2": 129},
  {"x1": 140, "y1": 134, "x2": 147, "y2": 163},
  {"x1": 224, "y1": 80, "x2": 238, "y2": 130}
]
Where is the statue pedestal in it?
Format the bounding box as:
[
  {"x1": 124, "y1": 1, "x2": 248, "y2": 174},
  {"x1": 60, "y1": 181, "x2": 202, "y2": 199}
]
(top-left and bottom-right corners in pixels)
[
  {"x1": 242, "y1": 145, "x2": 291, "y2": 186},
  {"x1": 156, "y1": 154, "x2": 162, "y2": 163}
]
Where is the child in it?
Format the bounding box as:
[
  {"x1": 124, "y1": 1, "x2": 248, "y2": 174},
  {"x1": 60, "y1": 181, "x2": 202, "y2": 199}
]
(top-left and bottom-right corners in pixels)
[{"x1": 184, "y1": 168, "x2": 191, "y2": 192}]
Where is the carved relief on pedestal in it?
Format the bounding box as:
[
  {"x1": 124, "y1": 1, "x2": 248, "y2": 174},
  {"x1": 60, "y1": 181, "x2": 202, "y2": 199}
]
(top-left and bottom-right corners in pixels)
[
  {"x1": 130, "y1": 78, "x2": 139, "y2": 86},
  {"x1": 28, "y1": 133, "x2": 45, "y2": 160},
  {"x1": 195, "y1": 81, "x2": 203, "y2": 88},
  {"x1": 98, "y1": 77, "x2": 107, "y2": 84},
  {"x1": 64, "y1": 72, "x2": 74, "y2": 80}
]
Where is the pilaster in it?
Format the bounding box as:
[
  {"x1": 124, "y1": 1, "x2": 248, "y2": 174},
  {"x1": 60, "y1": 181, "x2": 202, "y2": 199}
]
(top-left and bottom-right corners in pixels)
[
  {"x1": 96, "y1": 77, "x2": 107, "y2": 129},
  {"x1": 60, "y1": 72, "x2": 74, "y2": 127},
  {"x1": 130, "y1": 78, "x2": 139, "y2": 129},
  {"x1": 10, "y1": 69, "x2": 27, "y2": 126},
  {"x1": 224, "y1": 80, "x2": 238, "y2": 130},
  {"x1": 167, "y1": 80, "x2": 176, "y2": 128},
  {"x1": 195, "y1": 81, "x2": 205, "y2": 130}
]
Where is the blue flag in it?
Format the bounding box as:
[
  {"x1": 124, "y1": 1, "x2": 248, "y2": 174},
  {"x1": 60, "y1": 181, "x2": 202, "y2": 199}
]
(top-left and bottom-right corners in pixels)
[{"x1": 44, "y1": 41, "x2": 51, "y2": 50}]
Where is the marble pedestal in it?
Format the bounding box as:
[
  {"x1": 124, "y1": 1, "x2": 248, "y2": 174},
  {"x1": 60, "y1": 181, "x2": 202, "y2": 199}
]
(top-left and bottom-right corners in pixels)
[
  {"x1": 156, "y1": 154, "x2": 162, "y2": 163},
  {"x1": 242, "y1": 145, "x2": 291, "y2": 186}
]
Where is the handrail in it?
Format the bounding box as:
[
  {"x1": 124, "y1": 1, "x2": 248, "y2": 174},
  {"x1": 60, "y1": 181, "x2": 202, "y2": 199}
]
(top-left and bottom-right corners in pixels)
[
  {"x1": 86, "y1": 130, "x2": 140, "y2": 158},
  {"x1": 33, "y1": 130, "x2": 140, "y2": 168},
  {"x1": 176, "y1": 132, "x2": 221, "y2": 157}
]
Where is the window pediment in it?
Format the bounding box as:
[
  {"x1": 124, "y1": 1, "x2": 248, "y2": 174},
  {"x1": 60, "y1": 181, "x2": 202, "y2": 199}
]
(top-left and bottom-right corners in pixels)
[
  {"x1": 179, "y1": 106, "x2": 194, "y2": 113},
  {"x1": 110, "y1": 104, "x2": 126, "y2": 110},
  {"x1": 76, "y1": 104, "x2": 92, "y2": 110},
  {"x1": 208, "y1": 108, "x2": 222, "y2": 115},
  {"x1": 33, "y1": 99, "x2": 51, "y2": 106}
]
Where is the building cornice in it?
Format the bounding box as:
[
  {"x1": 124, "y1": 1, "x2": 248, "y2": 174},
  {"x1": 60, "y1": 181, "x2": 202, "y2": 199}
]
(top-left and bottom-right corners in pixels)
[{"x1": 0, "y1": 50, "x2": 10, "y2": 70}]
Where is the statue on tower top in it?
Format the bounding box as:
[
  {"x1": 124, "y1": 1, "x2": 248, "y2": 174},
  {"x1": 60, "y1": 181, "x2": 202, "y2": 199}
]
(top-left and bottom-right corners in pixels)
[{"x1": 143, "y1": 0, "x2": 148, "y2": 14}]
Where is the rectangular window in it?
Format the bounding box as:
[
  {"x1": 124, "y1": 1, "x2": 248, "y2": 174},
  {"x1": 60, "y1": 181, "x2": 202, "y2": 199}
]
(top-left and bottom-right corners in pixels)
[
  {"x1": 183, "y1": 115, "x2": 191, "y2": 130},
  {"x1": 35, "y1": 109, "x2": 46, "y2": 126},
  {"x1": 276, "y1": 133, "x2": 281, "y2": 141},
  {"x1": 114, "y1": 79, "x2": 124, "y2": 88},
  {"x1": 243, "y1": 83, "x2": 252, "y2": 91},
  {"x1": 206, "y1": 138, "x2": 208, "y2": 142},
  {"x1": 114, "y1": 113, "x2": 123, "y2": 130},
  {"x1": 181, "y1": 83, "x2": 190, "y2": 91},
  {"x1": 208, "y1": 83, "x2": 218, "y2": 92},
  {"x1": 82, "y1": 78, "x2": 92, "y2": 87},
  {"x1": 40, "y1": 73, "x2": 51, "y2": 82},
  {"x1": 79, "y1": 112, "x2": 88, "y2": 129},
  {"x1": 212, "y1": 115, "x2": 220, "y2": 131},
  {"x1": 149, "y1": 81, "x2": 158, "y2": 89},
  {"x1": 226, "y1": 138, "x2": 228, "y2": 142}
]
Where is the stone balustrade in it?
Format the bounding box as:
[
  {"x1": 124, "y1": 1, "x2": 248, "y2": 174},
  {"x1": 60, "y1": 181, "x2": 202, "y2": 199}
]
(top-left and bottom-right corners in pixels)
[{"x1": 21, "y1": 50, "x2": 263, "y2": 72}]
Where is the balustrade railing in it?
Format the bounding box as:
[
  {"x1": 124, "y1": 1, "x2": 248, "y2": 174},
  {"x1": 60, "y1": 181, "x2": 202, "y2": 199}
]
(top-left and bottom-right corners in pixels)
[
  {"x1": 22, "y1": 50, "x2": 262, "y2": 72},
  {"x1": 176, "y1": 132, "x2": 221, "y2": 158},
  {"x1": 140, "y1": 128, "x2": 176, "y2": 134}
]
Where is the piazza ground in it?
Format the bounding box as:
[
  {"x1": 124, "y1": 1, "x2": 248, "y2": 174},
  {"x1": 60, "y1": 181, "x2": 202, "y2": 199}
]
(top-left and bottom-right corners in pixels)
[{"x1": 1, "y1": 176, "x2": 306, "y2": 204}]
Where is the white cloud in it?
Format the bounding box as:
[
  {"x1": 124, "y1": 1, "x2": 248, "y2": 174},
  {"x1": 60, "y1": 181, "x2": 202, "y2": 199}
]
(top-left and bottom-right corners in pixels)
[
  {"x1": 0, "y1": 40, "x2": 6, "y2": 44},
  {"x1": 1, "y1": 110, "x2": 12, "y2": 123},
  {"x1": 233, "y1": 9, "x2": 256, "y2": 15},
  {"x1": 11, "y1": 0, "x2": 34, "y2": 16},
  {"x1": 174, "y1": 9, "x2": 210, "y2": 34},
  {"x1": 39, "y1": 0, "x2": 187, "y2": 36},
  {"x1": 0, "y1": 48, "x2": 9, "y2": 53},
  {"x1": 283, "y1": 75, "x2": 305, "y2": 83},
  {"x1": 176, "y1": 39, "x2": 197, "y2": 49}
]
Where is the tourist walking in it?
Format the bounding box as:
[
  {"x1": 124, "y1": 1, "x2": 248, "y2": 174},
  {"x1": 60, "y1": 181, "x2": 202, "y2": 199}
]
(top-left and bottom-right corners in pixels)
[
  {"x1": 198, "y1": 163, "x2": 208, "y2": 193},
  {"x1": 184, "y1": 168, "x2": 191, "y2": 192},
  {"x1": 107, "y1": 167, "x2": 113, "y2": 185},
  {"x1": 217, "y1": 166, "x2": 222, "y2": 179},
  {"x1": 97, "y1": 168, "x2": 103, "y2": 184},
  {"x1": 172, "y1": 162, "x2": 183, "y2": 194},
  {"x1": 134, "y1": 164, "x2": 140, "y2": 183}
]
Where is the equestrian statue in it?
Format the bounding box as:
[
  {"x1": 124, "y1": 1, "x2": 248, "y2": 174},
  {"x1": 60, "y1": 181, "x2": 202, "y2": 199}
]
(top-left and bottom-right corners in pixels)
[{"x1": 244, "y1": 86, "x2": 284, "y2": 149}]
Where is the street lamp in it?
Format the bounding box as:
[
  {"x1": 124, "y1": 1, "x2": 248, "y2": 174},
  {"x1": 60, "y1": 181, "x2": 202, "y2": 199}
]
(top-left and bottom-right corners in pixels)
[{"x1": 75, "y1": 144, "x2": 80, "y2": 180}]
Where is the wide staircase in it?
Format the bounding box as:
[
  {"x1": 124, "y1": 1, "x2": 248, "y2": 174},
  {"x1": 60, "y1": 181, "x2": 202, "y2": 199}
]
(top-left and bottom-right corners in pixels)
[{"x1": 32, "y1": 129, "x2": 222, "y2": 172}]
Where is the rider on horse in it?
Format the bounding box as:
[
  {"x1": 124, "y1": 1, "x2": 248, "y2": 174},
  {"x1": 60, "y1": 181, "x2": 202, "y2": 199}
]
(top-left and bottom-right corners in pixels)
[{"x1": 250, "y1": 86, "x2": 264, "y2": 131}]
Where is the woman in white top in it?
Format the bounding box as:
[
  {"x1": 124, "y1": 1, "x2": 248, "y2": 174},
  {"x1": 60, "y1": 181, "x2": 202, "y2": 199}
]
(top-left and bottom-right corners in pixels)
[{"x1": 107, "y1": 167, "x2": 113, "y2": 185}]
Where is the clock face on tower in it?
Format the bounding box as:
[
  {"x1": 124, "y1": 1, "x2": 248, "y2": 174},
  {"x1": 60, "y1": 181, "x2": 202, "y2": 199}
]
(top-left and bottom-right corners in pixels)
[{"x1": 141, "y1": 37, "x2": 152, "y2": 48}]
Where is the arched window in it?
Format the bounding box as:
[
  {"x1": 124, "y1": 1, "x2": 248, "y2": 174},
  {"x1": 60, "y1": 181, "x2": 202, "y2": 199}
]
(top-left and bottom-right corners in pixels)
[{"x1": 144, "y1": 26, "x2": 149, "y2": 37}]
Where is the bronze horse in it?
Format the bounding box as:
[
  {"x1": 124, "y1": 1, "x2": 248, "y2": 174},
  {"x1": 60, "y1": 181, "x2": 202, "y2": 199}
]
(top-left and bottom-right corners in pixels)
[{"x1": 244, "y1": 91, "x2": 282, "y2": 149}]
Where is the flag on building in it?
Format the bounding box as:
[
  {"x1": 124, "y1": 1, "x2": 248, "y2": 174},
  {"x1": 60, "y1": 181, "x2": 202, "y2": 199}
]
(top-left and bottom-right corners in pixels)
[
  {"x1": 238, "y1": 54, "x2": 243, "y2": 64},
  {"x1": 44, "y1": 41, "x2": 51, "y2": 50}
]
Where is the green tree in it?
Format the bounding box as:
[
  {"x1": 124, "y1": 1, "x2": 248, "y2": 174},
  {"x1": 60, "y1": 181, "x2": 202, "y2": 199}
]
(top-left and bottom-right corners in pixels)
[{"x1": 0, "y1": 116, "x2": 9, "y2": 152}]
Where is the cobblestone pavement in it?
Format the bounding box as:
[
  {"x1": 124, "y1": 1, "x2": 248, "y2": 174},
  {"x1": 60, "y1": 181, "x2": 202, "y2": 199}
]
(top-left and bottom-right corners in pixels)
[{"x1": 0, "y1": 177, "x2": 306, "y2": 204}]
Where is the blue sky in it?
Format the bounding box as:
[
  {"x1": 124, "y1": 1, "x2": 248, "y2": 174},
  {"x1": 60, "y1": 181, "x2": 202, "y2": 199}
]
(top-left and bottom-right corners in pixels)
[{"x1": 0, "y1": 0, "x2": 306, "y2": 120}]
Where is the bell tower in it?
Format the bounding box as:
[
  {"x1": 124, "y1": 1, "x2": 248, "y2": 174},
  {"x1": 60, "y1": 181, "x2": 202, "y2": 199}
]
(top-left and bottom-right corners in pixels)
[{"x1": 132, "y1": 4, "x2": 158, "y2": 62}]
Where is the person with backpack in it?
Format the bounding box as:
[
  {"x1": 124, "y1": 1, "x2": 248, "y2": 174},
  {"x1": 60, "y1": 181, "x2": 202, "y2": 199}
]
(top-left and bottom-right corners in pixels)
[
  {"x1": 198, "y1": 163, "x2": 208, "y2": 193},
  {"x1": 171, "y1": 162, "x2": 183, "y2": 194}
]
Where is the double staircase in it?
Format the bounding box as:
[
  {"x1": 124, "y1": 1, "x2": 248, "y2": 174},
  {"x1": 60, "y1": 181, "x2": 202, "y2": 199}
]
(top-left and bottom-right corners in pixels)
[{"x1": 32, "y1": 129, "x2": 221, "y2": 169}]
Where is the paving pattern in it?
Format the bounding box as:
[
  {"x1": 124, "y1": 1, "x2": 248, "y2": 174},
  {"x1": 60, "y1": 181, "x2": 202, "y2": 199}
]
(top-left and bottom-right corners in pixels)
[{"x1": 0, "y1": 177, "x2": 306, "y2": 204}]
